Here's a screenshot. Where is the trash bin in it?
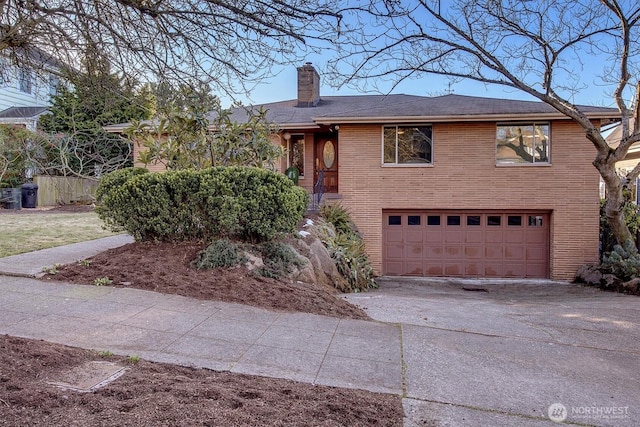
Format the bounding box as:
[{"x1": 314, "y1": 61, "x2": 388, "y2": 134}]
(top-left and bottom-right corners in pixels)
[
  {"x1": 21, "y1": 183, "x2": 38, "y2": 208},
  {"x1": 2, "y1": 188, "x2": 21, "y2": 210}
]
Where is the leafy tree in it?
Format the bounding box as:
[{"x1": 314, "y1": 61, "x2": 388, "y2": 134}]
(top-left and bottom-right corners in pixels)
[
  {"x1": 0, "y1": 125, "x2": 34, "y2": 187},
  {"x1": 0, "y1": 0, "x2": 339, "y2": 94},
  {"x1": 329, "y1": 0, "x2": 640, "y2": 246},
  {"x1": 38, "y1": 57, "x2": 155, "y2": 177},
  {"x1": 129, "y1": 101, "x2": 282, "y2": 171}
]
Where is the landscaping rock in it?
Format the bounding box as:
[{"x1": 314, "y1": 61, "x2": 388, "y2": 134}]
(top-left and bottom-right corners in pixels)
[
  {"x1": 244, "y1": 252, "x2": 264, "y2": 271},
  {"x1": 622, "y1": 277, "x2": 640, "y2": 294},
  {"x1": 574, "y1": 264, "x2": 603, "y2": 285},
  {"x1": 290, "y1": 235, "x2": 349, "y2": 292}
]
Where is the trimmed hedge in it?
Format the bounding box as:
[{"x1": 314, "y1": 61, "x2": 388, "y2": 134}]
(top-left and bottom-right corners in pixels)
[{"x1": 96, "y1": 166, "x2": 309, "y2": 242}]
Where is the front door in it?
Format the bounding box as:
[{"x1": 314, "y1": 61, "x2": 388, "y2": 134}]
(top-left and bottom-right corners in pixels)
[{"x1": 314, "y1": 135, "x2": 338, "y2": 193}]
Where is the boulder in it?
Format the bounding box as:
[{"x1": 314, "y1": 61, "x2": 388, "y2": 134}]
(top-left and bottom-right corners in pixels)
[{"x1": 290, "y1": 235, "x2": 349, "y2": 292}]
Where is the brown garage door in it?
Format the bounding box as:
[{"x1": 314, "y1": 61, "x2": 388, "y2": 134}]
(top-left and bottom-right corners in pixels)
[{"x1": 383, "y1": 210, "x2": 549, "y2": 278}]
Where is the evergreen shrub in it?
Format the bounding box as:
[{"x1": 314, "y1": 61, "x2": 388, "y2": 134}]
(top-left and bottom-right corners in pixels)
[{"x1": 96, "y1": 166, "x2": 309, "y2": 242}]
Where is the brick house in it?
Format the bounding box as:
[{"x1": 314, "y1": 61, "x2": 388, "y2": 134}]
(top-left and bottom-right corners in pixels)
[{"x1": 135, "y1": 64, "x2": 619, "y2": 281}]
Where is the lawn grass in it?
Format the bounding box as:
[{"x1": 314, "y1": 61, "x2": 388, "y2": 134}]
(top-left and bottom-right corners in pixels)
[{"x1": 0, "y1": 212, "x2": 119, "y2": 257}]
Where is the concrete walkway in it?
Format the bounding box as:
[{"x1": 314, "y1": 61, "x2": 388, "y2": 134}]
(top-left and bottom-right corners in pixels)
[
  {"x1": 1, "y1": 238, "x2": 639, "y2": 426},
  {"x1": 346, "y1": 278, "x2": 640, "y2": 427}
]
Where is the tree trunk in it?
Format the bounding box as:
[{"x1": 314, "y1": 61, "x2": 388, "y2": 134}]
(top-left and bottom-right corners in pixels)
[{"x1": 594, "y1": 157, "x2": 635, "y2": 246}]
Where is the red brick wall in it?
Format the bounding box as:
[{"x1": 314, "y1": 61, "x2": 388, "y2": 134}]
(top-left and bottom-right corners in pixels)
[{"x1": 336, "y1": 121, "x2": 601, "y2": 281}]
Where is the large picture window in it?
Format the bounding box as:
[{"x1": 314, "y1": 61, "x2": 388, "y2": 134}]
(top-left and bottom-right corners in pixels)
[
  {"x1": 288, "y1": 134, "x2": 305, "y2": 177},
  {"x1": 383, "y1": 125, "x2": 433, "y2": 165},
  {"x1": 496, "y1": 123, "x2": 550, "y2": 164}
]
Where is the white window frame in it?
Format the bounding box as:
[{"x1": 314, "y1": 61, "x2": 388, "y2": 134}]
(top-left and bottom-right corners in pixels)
[{"x1": 382, "y1": 124, "x2": 433, "y2": 166}]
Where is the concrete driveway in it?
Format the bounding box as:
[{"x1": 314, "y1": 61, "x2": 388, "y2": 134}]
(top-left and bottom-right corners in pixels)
[{"x1": 344, "y1": 278, "x2": 640, "y2": 427}]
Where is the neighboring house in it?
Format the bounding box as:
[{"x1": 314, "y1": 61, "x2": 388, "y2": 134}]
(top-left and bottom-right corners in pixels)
[
  {"x1": 606, "y1": 123, "x2": 640, "y2": 202},
  {"x1": 0, "y1": 48, "x2": 64, "y2": 130},
  {"x1": 133, "y1": 63, "x2": 619, "y2": 281}
]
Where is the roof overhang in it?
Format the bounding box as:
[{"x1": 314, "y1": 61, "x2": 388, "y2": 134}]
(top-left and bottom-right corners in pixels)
[{"x1": 313, "y1": 112, "x2": 620, "y2": 125}]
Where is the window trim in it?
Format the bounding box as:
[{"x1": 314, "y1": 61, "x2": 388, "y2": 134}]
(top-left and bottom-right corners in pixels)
[
  {"x1": 287, "y1": 133, "x2": 305, "y2": 178},
  {"x1": 382, "y1": 124, "x2": 434, "y2": 167},
  {"x1": 495, "y1": 122, "x2": 551, "y2": 166}
]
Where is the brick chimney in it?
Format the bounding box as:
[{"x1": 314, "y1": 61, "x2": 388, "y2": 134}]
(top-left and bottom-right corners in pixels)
[{"x1": 297, "y1": 62, "x2": 320, "y2": 107}]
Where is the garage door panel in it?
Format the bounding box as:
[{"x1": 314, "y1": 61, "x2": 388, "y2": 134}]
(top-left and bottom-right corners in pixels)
[
  {"x1": 485, "y1": 230, "x2": 503, "y2": 243},
  {"x1": 445, "y1": 230, "x2": 463, "y2": 243},
  {"x1": 385, "y1": 261, "x2": 404, "y2": 275},
  {"x1": 505, "y1": 246, "x2": 525, "y2": 260},
  {"x1": 426, "y1": 245, "x2": 443, "y2": 258},
  {"x1": 385, "y1": 229, "x2": 404, "y2": 242},
  {"x1": 484, "y1": 246, "x2": 503, "y2": 259},
  {"x1": 406, "y1": 230, "x2": 423, "y2": 243},
  {"x1": 465, "y1": 230, "x2": 484, "y2": 243},
  {"x1": 383, "y1": 210, "x2": 549, "y2": 278},
  {"x1": 464, "y1": 246, "x2": 483, "y2": 259},
  {"x1": 526, "y1": 246, "x2": 547, "y2": 261},
  {"x1": 505, "y1": 229, "x2": 525, "y2": 243},
  {"x1": 465, "y1": 262, "x2": 482, "y2": 276},
  {"x1": 426, "y1": 264, "x2": 443, "y2": 275},
  {"x1": 504, "y1": 263, "x2": 526, "y2": 277},
  {"x1": 444, "y1": 264, "x2": 462, "y2": 275},
  {"x1": 385, "y1": 243, "x2": 403, "y2": 260},
  {"x1": 425, "y1": 230, "x2": 443, "y2": 243},
  {"x1": 404, "y1": 244, "x2": 423, "y2": 259},
  {"x1": 404, "y1": 262, "x2": 423, "y2": 275},
  {"x1": 526, "y1": 263, "x2": 547, "y2": 277},
  {"x1": 484, "y1": 264, "x2": 503, "y2": 276}
]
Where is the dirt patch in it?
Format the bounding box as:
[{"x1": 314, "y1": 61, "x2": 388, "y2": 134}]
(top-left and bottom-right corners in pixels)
[
  {"x1": 43, "y1": 240, "x2": 368, "y2": 320},
  {"x1": 0, "y1": 335, "x2": 403, "y2": 426}
]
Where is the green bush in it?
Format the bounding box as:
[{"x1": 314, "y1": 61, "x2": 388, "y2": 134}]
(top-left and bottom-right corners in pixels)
[
  {"x1": 255, "y1": 241, "x2": 305, "y2": 279},
  {"x1": 601, "y1": 239, "x2": 640, "y2": 281},
  {"x1": 96, "y1": 166, "x2": 308, "y2": 242},
  {"x1": 319, "y1": 202, "x2": 354, "y2": 235},
  {"x1": 194, "y1": 239, "x2": 247, "y2": 269}
]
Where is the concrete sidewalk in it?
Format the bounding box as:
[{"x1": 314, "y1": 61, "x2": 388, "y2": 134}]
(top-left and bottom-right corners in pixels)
[
  {"x1": 1, "y1": 238, "x2": 639, "y2": 426},
  {"x1": 0, "y1": 275, "x2": 401, "y2": 394},
  {"x1": 0, "y1": 234, "x2": 135, "y2": 277}
]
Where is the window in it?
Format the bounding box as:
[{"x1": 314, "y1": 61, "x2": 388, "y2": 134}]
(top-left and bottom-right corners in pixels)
[
  {"x1": 488, "y1": 216, "x2": 501, "y2": 226},
  {"x1": 49, "y1": 75, "x2": 60, "y2": 96},
  {"x1": 508, "y1": 215, "x2": 522, "y2": 226},
  {"x1": 447, "y1": 215, "x2": 461, "y2": 226},
  {"x1": 383, "y1": 125, "x2": 432, "y2": 165},
  {"x1": 288, "y1": 134, "x2": 304, "y2": 177},
  {"x1": 18, "y1": 67, "x2": 31, "y2": 93},
  {"x1": 388, "y1": 216, "x2": 402, "y2": 225},
  {"x1": 0, "y1": 59, "x2": 8, "y2": 85},
  {"x1": 467, "y1": 216, "x2": 481, "y2": 226},
  {"x1": 427, "y1": 215, "x2": 440, "y2": 225},
  {"x1": 496, "y1": 123, "x2": 550, "y2": 164},
  {"x1": 408, "y1": 215, "x2": 421, "y2": 225}
]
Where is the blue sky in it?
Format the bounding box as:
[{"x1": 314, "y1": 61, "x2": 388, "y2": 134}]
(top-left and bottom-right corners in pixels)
[
  {"x1": 218, "y1": 1, "x2": 628, "y2": 111},
  {"x1": 220, "y1": 59, "x2": 616, "y2": 109}
]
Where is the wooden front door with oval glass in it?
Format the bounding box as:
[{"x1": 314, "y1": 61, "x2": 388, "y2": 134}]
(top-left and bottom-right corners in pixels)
[{"x1": 314, "y1": 134, "x2": 338, "y2": 193}]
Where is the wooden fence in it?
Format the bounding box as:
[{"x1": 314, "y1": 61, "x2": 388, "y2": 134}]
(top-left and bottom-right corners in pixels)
[{"x1": 33, "y1": 176, "x2": 99, "y2": 206}]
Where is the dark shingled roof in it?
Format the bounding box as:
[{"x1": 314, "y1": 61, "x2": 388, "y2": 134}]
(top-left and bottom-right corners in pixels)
[
  {"x1": 224, "y1": 94, "x2": 619, "y2": 127},
  {"x1": 0, "y1": 106, "x2": 49, "y2": 119}
]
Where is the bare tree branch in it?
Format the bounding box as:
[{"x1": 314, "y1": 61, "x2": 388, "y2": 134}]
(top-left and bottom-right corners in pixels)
[
  {"x1": 330, "y1": 0, "x2": 640, "y2": 245},
  {"x1": 0, "y1": 0, "x2": 340, "y2": 96}
]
